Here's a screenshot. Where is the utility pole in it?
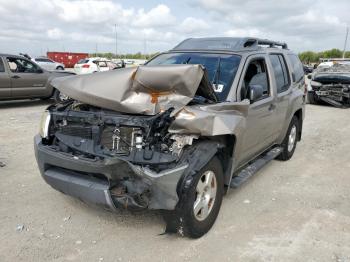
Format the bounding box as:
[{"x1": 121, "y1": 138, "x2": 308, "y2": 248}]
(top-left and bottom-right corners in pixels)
[
  {"x1": 143, "y1": 34, "x2": 147, "y2": 56},
  {"x1": 115, "y1": 24, "x2": 118, "y2": 57},
  {"x1": 95, "y1": 43, "x2": 98, "y2": 57},
  {"x1": 343, "y1": 26, "x2": 349, "y2": 59}
]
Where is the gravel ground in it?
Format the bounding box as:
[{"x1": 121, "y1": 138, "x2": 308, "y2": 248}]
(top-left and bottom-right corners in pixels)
[{"x1": 0, "y1": 100, "x2": 349, "y2": 262}]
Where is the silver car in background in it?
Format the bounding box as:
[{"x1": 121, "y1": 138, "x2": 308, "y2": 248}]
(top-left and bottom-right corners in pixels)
[{"x1": 32, "y1": 57, "x2": 65, "y2": 71}]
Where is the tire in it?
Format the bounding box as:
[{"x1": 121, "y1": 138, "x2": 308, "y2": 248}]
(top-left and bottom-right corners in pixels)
[
  {"x1": 56, "y1": 66, "x2": 64, "y2": 70},
  {"x1": 277, "y1": 116, "x2": 299, "y2": 161},
  {"x1": 167, "y1": 156, "x2": 224, "y2": 238},
  {"x1": 53, "y1": 89, "x2": 69, "y2": 103},
  {"x1": 307, "y1": 91, "x2": 319, "y2": 105}
]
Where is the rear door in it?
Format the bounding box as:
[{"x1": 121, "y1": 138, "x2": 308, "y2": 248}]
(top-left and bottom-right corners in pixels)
[
  {"x1": 236, "y1": 54, "x2": 278, "y2": 166},
  {"x1": 97, "y1": 61, "x2": 109, "y2": 72},
  {"x1": 6, "y1": 56, "x2": 49, "y2": 98},
  {"x1": 268, "y1": 53, "x2": 291, "y2": 135},
  {"x1": 0, "y1": 57, "x2": 11, "y2": 98}
]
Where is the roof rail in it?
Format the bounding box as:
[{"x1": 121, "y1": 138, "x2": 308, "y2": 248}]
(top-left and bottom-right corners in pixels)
[
  {"x1": 244, "y1": 38, "x2": 288, "y2": 49},
  {"x1": 172, "y1": 37, "x2": 288, "y2": 52}
]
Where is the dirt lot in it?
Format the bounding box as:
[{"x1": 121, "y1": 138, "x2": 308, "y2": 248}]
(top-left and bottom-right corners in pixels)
[{"x1": 0, "y1": 100, "x2": 349, "y2": 262}]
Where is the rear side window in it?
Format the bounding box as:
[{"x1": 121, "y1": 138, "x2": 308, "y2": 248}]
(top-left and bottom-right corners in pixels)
[
  {"x1": 77, "y1": 59, "x2": 89, "y2": 64},
  {"x1": 0, "y1": 58, "x2": 4, "y2": 72},
  {"x1": 269, "y1": 54, "x2": 290, "y2": 93},
  {"x1": 288, "y1": 54, "x2": 304, "y2": 82}
]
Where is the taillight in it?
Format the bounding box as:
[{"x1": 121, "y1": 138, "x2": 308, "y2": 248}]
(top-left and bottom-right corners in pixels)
[{"x1": 82, "y1": 64, "x2": 90, "y2": 68}]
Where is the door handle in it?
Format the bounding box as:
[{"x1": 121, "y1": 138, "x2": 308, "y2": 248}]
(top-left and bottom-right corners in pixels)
[
  {"x1": 268, "y1": 104, "x2": 276, "y2": 111},
  {"x1": 11, "y1": 75, "x2": 20, "y2": 79}
]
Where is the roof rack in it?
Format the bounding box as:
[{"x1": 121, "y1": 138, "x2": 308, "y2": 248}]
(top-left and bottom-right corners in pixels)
[
  {"x1": 245, "y1": 38, "x2": 288, "y2": 49},
  {"x1": 172, "y1": 37, "x2": 288, "y2": 52}
]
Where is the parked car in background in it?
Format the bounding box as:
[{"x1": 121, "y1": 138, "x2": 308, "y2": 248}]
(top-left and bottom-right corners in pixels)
[
  {"x1": 307, "y1": 63, "x2": 350, "y2": 107},
  {"x1": 32, "y1": 57, "x2": 65, "y2": 71},
  {"x1": 303, "y1": 64, "x2": 313, "y2": 74},
  {"x1": 0, "y1": 54, "x2": 74, "y2": 102},
  {"x1": 35, "y1": 37, "x2": 305, "y2": 238},
  {"x1": 73, "y1": 58, "x2": 119, "y2": 74}
]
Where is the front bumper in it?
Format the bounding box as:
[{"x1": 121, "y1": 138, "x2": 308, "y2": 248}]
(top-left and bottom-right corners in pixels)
[{"x1": 34, "y1": 135, "x2": 186, "y2": 210}]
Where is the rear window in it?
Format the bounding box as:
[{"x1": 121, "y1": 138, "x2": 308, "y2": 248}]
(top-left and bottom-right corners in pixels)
[
  {"x1": 77, "y1": 59, "x2": 89, "y2": 64},
  {"x1": 0, "y1": 58, "x2": 4, "y2": 72},
  {"x1": 288, "y1": 54, "x2": 304, "y2": 82}
]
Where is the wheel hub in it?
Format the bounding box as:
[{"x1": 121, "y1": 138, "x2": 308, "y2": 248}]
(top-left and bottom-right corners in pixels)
[
  {"x1": 193, "y1": 170, "x2": 217, "y2": 221},
  {"x1": 288, "y1": 125, "x2": 297, "y2": 152}
]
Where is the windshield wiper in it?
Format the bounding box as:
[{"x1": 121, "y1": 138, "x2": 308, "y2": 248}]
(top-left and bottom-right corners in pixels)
[{"x1": 212, "y1": 58, "x2": 221, "y2": 87}]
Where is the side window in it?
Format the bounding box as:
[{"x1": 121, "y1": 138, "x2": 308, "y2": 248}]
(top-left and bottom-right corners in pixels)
[
  {"x1": 288, "y1": 54, "x2": 304, "y2": 82},
  {"x1": 241, "y1": 58, "x2": 270, "y2": 101},
  {"x1": 7, "y1": 57, "x2": 39, "y2": 73},
  {"x1": 0, "y1": 58, "x2": 5, "y2": 72},
  {"x1": 98, "y1": 61, "x2": 107, "y2": 67},
  {"x1": 269, "y1": 54, "x2": 290, "y2": 93}
]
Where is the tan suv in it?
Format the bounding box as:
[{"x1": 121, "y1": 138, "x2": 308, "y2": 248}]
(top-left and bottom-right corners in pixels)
[
  {"x1": 0, "y1": 54, "x2": 74, "y2": 102},
  {"x1": 34, "y1": 37, "x2": 305, "y2": 238}
]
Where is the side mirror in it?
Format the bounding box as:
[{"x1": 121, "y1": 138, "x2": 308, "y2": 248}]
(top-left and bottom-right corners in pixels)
[
  {"x1": 37, "y1": 68, "x2": 43, "y2": 73},
  {"x1": 307, "y1": 74, "x2": 312, "y2": 79},
  {"x1": 249, "y1": 84, "x2": 263, "y2": 103}
]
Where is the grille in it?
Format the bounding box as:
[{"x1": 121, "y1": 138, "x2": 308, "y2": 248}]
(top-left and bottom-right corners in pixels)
[
  {"x1": 100, "y1": 126, "x2": 134, "y2": 151},
  {"x1": 59, "y1": 125, "x2": 92, "y2": 139}
]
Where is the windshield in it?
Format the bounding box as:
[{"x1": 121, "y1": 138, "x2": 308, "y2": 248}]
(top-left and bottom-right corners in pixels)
[{"x1": 147, "y1": 52, "x2": 241, "y2": 101}]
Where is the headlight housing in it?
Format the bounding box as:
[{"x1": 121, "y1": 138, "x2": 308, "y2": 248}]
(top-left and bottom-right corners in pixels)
[
  {"x1": 310, "y1": 80, "x2": 322, "y2": 88},
  {"x1": 39, "y1": 110, "x2": 51, "y2": 138}
]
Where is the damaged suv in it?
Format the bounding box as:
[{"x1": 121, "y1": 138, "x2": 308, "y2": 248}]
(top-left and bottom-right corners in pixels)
[
  {"x1": 308, "y1": 63, "x2": 350, "y2": 107},
  {"x1": 34, "y1": 37, "x2": 305, "y2": 238}
]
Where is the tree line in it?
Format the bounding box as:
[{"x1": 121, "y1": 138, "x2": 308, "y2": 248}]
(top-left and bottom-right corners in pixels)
[
  {"x1": 89, "y1": 52, "x2": 159, "y2": 60},
  {"x1": 298, "y1": 49, "x2": 350, "y2": 63},
  {"x1": 91, "y1": 49, "x2": 350, "y2": 63}
]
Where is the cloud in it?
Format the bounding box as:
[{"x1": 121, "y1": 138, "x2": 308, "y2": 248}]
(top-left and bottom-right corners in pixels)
[
  {"x1": 132, "y1": 4, "x2": 176, "y2": 28},
  {"x1": 194, "y1": 0, "x2": 350, "y2": 51},
  {"x1": 0, "y1": 0, "x2": 349, "y2": 55},
  {"x1": 47, "y1": 28, "x2": 63, "y2": 40},
  {"x1": 179, "y1": 17, "x2": 210, "y2": 34}
]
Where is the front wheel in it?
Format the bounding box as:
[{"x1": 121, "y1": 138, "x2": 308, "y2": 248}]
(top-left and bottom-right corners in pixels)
[
  {"x1": 277, "y1": 116, "x2": 299, "y2": 161},
  {"x1": 53, "y1": 89, "x2": 69, "y2": 103},
  {"x1": 166, "y1": 156, "x2": 224, "y2": 238},
  {"x1": 56, "y1": 66, "x2": 64, "y2": 70}
]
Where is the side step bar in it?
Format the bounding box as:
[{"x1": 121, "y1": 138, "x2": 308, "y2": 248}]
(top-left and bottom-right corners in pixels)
[{"x1": 230, "y1": 147, "x2": 282, "y2": 188}]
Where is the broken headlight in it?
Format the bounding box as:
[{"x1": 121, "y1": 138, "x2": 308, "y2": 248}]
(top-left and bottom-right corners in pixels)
[{"x1": 39, "y1": 110, "x2": 51, "y2": 138}]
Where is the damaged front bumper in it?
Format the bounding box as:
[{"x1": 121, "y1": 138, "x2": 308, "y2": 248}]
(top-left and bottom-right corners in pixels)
[{"x1": 34, "y1": 135, "x2": 187, "y2": 211}]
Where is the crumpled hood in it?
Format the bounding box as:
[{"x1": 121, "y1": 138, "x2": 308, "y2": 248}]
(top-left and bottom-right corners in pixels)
[{"x1": 51, "y1": 64, "x2": 217, "y2": 115}]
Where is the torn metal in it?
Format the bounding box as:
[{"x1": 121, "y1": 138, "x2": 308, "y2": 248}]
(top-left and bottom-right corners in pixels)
[
  {"x1": 37, "y1": 64, "x2": 250, "y2": 211},
  {"x1": 52, "y1": 64, "x2": 218, "y2": 115},
  {"x1": 310, "y1": 64, "x2": 350, "y2": 107}
]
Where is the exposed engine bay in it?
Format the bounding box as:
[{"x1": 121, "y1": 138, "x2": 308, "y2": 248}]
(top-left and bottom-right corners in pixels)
[{"x1": 45, "y1": 101, "x2": 199, "y2": 170}]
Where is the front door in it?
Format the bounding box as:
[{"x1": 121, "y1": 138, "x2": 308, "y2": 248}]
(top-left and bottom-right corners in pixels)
[
  {"x1": 236, "y1": 54, "x2": 278, "y2": 166},
  {"x1": 6, "y1": 56, "x2": 48, "y2": 98}
]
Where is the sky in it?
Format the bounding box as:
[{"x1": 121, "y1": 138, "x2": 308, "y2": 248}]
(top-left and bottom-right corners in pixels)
[{"x1": 0, "y1": 0, "x2": 349, "y2": 56}]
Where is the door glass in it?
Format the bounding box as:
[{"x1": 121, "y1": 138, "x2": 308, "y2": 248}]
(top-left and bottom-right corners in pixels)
[
  {"x1": 7, "y1": 57, "x2": 40, "y2": 73},
  {"x1": 241, "y1": 58, "x2": 270, "y2": 101},
  {"x1": 269, "y1": 54, "x2": 290, "y2": 93}
]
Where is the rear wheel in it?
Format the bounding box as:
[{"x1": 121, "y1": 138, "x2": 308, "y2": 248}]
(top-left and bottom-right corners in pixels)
[
  {"x1": 277, "y1": 116, "x2": 299, "y2": 161},
  {"x1": 53, "y1": 89, "x2": 69, "y2": 103},
  {"x1": 56, "y1": 66, "x2": 64, "y2": 70},
  {"x1": 167, "y1": 156, "x2": 224, "y2": 238}
]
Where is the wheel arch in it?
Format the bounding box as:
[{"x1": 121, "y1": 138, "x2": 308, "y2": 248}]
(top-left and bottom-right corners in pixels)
[{"x1": 293, "y1": 108, "x2": 303, "y2": 141}]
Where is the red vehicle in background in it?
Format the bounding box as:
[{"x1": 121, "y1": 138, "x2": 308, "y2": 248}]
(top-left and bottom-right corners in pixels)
[{"x1": 47, "y1": 52, "x2": 88, "y2": 68}]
